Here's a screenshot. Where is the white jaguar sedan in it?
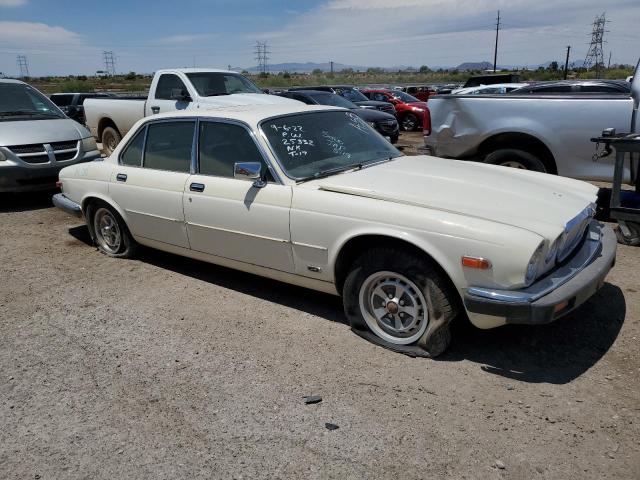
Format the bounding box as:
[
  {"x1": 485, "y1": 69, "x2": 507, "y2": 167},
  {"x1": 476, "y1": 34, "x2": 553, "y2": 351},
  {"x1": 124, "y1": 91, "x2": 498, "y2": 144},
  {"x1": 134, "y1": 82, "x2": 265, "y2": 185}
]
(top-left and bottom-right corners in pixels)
[{"x1": 53, "y1": 104, "x2": 617, "y2": 357}]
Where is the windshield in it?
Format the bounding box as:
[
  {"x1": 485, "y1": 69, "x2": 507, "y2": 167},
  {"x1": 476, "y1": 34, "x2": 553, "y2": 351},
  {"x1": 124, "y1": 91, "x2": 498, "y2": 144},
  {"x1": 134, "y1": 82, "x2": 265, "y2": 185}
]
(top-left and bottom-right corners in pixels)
[
  {"x1": 338, "y1": 88, "x2": 369, "y2": 102},
  {"x1": 392, "y1": 91, "x2": 420, "y2": 103},
  {"x1": 309, "y1": 93, "x2": 358, "y2": 109},
  {"x1": 261, "y1": 111, "x2": 402, "y2": 180},
  {"x1": 0, "y1": 83, "x2": 65, "y2": 120},
  {"x1": 186, "y1": 72, "x2": 263, "y2": 96}
]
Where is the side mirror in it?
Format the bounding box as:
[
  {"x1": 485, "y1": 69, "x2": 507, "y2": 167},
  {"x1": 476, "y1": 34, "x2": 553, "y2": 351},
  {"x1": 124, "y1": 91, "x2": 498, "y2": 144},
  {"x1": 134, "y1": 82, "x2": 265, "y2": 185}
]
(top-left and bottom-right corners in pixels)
[
  {"x1": 234, "y1": 162, "x2": 266, "y2": 188},
  {"x1": 170, "y1": 88, "x2": 191, "y2": 102}
]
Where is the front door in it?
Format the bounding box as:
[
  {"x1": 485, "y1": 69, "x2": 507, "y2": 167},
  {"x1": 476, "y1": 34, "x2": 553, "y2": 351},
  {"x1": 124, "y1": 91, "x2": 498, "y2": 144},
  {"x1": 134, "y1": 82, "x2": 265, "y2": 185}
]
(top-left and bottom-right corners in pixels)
[
  {"x1": 183, "y1": 120, "x2": 294, "y2": 272},
  {"x1": 109, "y1": 119, "x2": 195, "y2": 248},
  {"x1": 146, "y1": 73, "x2": 194, "y2": 115}
]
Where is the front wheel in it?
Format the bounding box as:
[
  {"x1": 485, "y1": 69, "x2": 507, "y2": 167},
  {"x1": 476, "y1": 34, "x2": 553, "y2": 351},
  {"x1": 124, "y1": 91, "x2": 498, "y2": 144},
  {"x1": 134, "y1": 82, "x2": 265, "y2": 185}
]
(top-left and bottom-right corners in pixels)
[
  {"x1": 87, "y1": 202, "x2": 137, "y2": 258},
  {"x1": 342, "y1": 248, "x2": 458, "y2": 357},
  {"x1": 484, "y1": 148, "x2": 547, "y2": 173},
  {"x1": 400, "y1": 113, "x2": 419, "y2": 131}
]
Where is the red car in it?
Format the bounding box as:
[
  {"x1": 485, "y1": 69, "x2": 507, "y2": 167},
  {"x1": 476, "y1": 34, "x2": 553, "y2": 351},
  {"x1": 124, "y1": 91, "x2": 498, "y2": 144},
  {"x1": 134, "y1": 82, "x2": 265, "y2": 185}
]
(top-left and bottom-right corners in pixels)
[{"x1": 360, "y1": 89, "x2": 428, "y2": 131}]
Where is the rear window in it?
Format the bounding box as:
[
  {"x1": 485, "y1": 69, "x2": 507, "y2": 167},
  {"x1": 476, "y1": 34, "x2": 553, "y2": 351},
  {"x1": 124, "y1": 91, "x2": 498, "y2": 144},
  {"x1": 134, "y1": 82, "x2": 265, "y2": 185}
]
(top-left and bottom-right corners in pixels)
[{"x1": 50, "y1": 94, "x2": 74, "y2": 106}]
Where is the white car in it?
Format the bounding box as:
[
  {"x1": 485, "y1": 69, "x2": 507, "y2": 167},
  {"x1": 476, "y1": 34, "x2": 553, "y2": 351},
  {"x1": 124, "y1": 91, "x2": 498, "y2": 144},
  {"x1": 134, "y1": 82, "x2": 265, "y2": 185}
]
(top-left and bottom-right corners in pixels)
[{"x1": 53, "y1": 104, "x2": 617, "y2": 357}]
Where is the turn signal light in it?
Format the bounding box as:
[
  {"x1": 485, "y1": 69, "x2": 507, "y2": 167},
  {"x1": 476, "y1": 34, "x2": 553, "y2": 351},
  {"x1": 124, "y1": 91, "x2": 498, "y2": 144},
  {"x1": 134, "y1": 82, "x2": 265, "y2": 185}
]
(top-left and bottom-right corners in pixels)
[
  {"x1": 461, "y1": 256, "x2": 492, "y2": 269},
  {"x1": 553, "y1": 300, "x2": 569, "y2": 314}
]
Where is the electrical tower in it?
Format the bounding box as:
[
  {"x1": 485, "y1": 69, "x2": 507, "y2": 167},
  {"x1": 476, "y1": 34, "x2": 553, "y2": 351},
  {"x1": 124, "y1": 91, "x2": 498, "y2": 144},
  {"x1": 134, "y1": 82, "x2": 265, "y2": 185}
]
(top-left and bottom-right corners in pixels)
[
  {"x1": 17, "y1": 55, "x2": 29, "y2": 78},
  {"x1": 583, "y1": 13, "x2": 607, "y2": 78},
  {"x1": 103, "y1": 51, "x2": 116, "y2": 76},
  {"x1": 254, "y1": 41, "x2": 270, "y2": 74}
]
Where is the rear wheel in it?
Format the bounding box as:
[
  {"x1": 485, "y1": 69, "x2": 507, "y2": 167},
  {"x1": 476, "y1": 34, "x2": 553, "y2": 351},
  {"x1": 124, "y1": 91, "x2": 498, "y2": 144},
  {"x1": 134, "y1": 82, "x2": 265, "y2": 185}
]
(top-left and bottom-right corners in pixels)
[
  {"x1": 87, "y1": 202, "x2": 137, "y2": 258},
  {"x1": 343, "y1": 248, "x2": 458, "y2": 357},
  {"x1": 101, "y1": 126, "x2": 122, "y2": 156},
  {"x1": 484, "y1": 148, "x2": 547, "y2": 173}
]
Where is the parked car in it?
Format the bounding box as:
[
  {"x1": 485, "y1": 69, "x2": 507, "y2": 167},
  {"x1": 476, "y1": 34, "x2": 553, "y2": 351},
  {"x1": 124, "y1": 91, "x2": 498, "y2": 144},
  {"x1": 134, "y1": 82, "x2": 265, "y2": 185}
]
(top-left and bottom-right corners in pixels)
[
  {"x1": 424, "y1": 70, "x2": 640, "y2": 181},
  {"x1": 0, "y1": 79, "x2": 101, "y2": 192},
  {"x1": 53, "y1": 103, "x2": 616, "y2": 357},
  {"x1": 50, "y1": 92, "x2": 115, "y2": 124},
  {"x1": 463, "y1": 73, "x2": 522, "y2": 88},
  {"x1": 451, "y1": 83, "x2": 529, "y2": 95},
  {"x1": 84, "y1": 68, "x2": 298, "y2": 155},
  {"x1": 510, "y1": 80, "x2": 631, "y2": 94},
  {"x1": 288, "y1": 85, "x2": 397, "y2": 116},
  {"x1": 277, "y1": 90, "x2": 399, "y2": 143},
  {"x1": 400, "y1": 85, "x2": 432, "y2": 102},
  {"x1": 360, "y1": 88, "x2": 428, "y2": 131}
]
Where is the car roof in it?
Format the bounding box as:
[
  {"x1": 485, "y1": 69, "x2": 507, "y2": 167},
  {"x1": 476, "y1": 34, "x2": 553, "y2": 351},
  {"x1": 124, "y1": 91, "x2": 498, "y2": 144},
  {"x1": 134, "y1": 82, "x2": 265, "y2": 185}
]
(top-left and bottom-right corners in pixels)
[
  {"x1": 156, "y1": 68, "x2": 237, "y2": 75},
  {"x1": 0, "y1": 78, "x2": 27, "y2": 85},
  {"x1": 360, "y1": 88, "x2": 391, "y2": 92},
  {"x1": 143, "y1": 103, "x2": 344, "y2": 126}
]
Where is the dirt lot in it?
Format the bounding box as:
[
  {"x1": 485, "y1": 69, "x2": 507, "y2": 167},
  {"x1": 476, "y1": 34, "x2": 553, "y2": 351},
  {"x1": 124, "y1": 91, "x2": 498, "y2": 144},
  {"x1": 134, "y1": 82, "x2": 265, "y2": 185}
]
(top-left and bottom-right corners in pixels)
[{"x1": 1, "y1": 133, "x2": 639, "y2": 479}]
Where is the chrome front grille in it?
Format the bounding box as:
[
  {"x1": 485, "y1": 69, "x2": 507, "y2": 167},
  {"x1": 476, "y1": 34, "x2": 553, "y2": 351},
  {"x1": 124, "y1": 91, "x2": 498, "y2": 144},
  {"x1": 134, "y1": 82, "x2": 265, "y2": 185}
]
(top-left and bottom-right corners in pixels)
[{"x1": 7, "y1": 140, "x2": 79, "y2": 164}]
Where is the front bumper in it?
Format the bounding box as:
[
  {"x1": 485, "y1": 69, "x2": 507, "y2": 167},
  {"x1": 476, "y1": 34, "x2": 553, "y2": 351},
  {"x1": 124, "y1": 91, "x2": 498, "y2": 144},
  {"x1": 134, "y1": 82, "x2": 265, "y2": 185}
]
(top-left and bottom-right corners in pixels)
[
  {"x1": 52, "y1": 193, "x2": 82, "y2": 218},
  {"x1": 0, "y1": 151, "x2": 100, "y2": 193},
  {"x1": 464, "y1": 221, "x2": 617, "y2": 325}
]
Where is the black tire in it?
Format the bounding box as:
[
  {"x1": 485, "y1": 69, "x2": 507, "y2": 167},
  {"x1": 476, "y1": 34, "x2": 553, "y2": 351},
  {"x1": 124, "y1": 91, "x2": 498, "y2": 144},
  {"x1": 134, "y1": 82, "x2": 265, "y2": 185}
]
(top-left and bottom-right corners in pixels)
[
  {"x1": 101, "y1": 126, "x2": 122, "y2": 156},
  {"x1": 484, "y1": 148, "x2": 547, "y2": 173},
  {"x1": 390, "y1": 134, "x2": 399, "y2": 144},
  {"x1": 342, "y1": 248, "x2": 458, "y2": 357},
  {"x1": 400, "y1": 113, "x2": 419, "y2": 131},
  {"x1": 86, "y1": 201, "x2": 137, "y2": 258}
]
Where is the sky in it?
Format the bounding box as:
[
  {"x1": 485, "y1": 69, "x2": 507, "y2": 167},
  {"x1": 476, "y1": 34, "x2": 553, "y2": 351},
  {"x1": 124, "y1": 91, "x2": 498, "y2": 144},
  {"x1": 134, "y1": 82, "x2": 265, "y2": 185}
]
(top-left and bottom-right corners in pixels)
[{"x1": 0, "y1": 0, "x2": 639, "y2": 77}]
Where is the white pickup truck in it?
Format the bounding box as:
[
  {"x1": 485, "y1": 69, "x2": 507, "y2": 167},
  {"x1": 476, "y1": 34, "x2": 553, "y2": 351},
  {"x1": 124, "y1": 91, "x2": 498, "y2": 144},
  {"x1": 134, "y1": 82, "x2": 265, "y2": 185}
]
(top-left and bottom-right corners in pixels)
[
  {"x1": 424, "y1": 67, "x2": 640, "y2": 182},
  {"x1": 84, "y1": 68, "x2": 298, "y2": 154}
]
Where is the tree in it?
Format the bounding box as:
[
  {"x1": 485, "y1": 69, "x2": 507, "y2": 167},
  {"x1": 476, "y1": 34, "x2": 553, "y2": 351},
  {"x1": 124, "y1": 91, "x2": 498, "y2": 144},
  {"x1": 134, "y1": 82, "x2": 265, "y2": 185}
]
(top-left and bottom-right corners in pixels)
[
  {"x1": 312, "y1": 68, "x2": 323, "y2": 75},
  {"x1": 125, "y1": 71, "x2": 136, "y2": 80},
  {"x1": 548, "y1": 61, "x2": 559, "y2": 72},
  {"x1": 419, "y1": 65, "x2": 431, "y2": 73}
]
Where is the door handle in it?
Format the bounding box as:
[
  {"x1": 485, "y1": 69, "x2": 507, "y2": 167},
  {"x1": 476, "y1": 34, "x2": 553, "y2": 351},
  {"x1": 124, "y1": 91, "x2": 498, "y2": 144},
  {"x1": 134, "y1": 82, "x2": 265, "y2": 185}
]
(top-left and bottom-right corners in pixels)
[
  {"x1": 189, "y1": 182, "x2": 205, "y2": 192},
  {"x1": 151, "y1": 106, "x2": 160, "y2": 114},
  {"x1": 116, "y1": 173, "x2": 127, "y2": 182}
]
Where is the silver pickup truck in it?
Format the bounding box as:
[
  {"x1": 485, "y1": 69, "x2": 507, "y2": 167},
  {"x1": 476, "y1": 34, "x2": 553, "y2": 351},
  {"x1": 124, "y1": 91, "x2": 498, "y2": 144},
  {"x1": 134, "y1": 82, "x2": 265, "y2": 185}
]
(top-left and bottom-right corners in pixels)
[
  {"x1": 424, "y1": 69, "x2": 639, "y2": 182},
  {"x1": 84, "y1": 68, "x2": 298, "y2": 154}
]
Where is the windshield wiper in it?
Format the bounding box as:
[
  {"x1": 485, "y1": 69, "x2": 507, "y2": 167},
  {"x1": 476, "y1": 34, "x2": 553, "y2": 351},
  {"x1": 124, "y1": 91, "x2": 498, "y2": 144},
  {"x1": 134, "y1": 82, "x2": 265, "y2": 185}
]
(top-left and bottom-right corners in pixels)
[{"x1": 303, "y1": 163, "x2": 363, "y2": 181}]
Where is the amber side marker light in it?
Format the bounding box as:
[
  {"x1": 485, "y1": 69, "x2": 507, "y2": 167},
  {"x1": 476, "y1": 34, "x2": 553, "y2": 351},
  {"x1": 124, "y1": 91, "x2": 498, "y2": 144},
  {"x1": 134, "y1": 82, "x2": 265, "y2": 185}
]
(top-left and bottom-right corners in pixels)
[
  {"x1": 553, "y1": 300, "x2": 569, "y2": 314},
  {"x1": 461, "y1": 256, "x2": 492, "y2": 269}
]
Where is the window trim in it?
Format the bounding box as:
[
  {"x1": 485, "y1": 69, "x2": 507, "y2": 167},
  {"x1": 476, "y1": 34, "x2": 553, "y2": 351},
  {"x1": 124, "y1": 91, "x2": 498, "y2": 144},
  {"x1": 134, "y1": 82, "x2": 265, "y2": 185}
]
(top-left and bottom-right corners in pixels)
[
  {"x1": 154, "y1": 73, "x2": 189, "y2": 101},
  {"x1": 196, "y1": 117, "x2": 283, "y2": 184},
  {"x1": 118, "y1": 118, "x2": 196, "y2": 174}
]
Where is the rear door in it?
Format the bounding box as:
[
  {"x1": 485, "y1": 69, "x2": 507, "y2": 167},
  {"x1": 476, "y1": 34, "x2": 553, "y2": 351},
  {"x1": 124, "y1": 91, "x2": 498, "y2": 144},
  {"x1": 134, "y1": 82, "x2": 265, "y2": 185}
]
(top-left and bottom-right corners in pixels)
[
  {"x1": 183, "y1": 120, "x2": 294, "y2": 272},
  {"x1": 109, "y1": 119, "x2": 195, "y2": 248},
  {"x1": 146, "y1": 73, "x2": 196, "y2": 116}
]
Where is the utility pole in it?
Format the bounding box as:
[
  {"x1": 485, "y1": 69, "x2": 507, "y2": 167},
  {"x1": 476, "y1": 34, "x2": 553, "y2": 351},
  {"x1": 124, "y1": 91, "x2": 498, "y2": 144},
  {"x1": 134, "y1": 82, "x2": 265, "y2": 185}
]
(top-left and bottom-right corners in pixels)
[
  {"x1": 330, "y1": 61, "x2": 334, "y2": 74},
  {"x1": 564, "y1": 45, "x2": 571, "y2": 79},
  {"x1": 607, "y1": 51, "x2": 612, "y2": 69},
  {"x1": 16, "y1": 55, "x2": 29, "y2": 78},
  {"x1": 583, "y1": 13, "x2": 607, "y2": 78},
  {"x1": 493, "y1": 10, "x2": 500, "y2": 72},
  {"x1": 103, "y1": 51, "x2": 116, "y2": 76}
]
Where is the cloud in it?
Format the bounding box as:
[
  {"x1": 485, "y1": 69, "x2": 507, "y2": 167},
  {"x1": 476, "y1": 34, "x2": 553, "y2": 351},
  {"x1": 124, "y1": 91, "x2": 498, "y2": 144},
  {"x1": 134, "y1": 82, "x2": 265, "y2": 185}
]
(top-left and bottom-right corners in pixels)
[
  {"x1": 154, "y1": 33, "x2": 219, "y2": 45},
  {"x1": 0, "y1": 21, "x2": 84, "y2": 47},
  {"x1": 257, "y1": 0, "x2": 640, "y2": 67},
  {"x1": 0, "y1": 0, "x2": 27, "y2": 6}
]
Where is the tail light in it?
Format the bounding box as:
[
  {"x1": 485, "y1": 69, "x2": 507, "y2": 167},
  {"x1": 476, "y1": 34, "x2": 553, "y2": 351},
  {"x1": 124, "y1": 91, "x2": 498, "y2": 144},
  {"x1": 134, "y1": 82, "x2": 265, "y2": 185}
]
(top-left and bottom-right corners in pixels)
[{"x1": 423, "y1": 107, "x2": 432, "y2": 136}]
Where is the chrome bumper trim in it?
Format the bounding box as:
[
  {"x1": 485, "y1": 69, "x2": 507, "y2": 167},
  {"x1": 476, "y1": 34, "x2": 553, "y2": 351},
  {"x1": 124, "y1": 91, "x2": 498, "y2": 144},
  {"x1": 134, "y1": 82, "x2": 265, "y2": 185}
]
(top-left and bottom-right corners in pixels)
[{"x1": 52, "y1": 193, "x2": 82, "y2": 218}]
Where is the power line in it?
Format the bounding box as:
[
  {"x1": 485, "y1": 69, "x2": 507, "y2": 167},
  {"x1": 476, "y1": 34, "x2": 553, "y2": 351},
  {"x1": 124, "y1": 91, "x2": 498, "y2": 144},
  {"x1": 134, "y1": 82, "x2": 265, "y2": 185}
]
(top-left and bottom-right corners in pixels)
[
  {"x1": 493, "y1": 10, "x2": 501, "y2": 72},
  {"x1": 103, "y1": 51, "x2": 116, "y2": 76},
  {"x1": 583, "y1": 12, "x2": 608, "y2": 78},
  {"x1": 16, "y1": 55, "x2": 29, "y2": 77}
]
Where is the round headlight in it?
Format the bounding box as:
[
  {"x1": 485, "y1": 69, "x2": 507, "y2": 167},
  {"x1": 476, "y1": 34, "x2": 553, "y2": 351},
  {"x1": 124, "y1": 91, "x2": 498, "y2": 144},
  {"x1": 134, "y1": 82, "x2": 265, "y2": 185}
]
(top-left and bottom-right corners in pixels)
[{"x1": 525, "y1": 242, "x2": 544, "y2": 286}]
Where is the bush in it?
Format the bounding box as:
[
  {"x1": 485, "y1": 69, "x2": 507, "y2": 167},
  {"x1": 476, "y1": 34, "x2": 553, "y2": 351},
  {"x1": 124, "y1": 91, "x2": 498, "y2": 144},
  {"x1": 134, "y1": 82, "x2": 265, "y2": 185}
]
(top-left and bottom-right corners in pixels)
[{"x1": 59, "y1": 80, "x2": 95, "y2": 93}]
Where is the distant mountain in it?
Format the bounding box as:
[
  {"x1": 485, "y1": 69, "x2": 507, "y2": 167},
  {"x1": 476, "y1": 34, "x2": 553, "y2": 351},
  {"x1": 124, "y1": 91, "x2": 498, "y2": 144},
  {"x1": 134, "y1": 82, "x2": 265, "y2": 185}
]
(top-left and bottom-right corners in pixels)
[
  {"x1": 456, "y1": 61, "x2": 494, "y2": 71},
  {"x1": 245, "y1": 62, "x2": 366, "y2": 73}
]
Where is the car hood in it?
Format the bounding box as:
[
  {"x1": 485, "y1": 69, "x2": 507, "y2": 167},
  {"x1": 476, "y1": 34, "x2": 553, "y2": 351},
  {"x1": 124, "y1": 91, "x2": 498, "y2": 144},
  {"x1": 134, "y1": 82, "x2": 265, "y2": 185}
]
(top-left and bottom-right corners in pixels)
[
  {"x1": 351, "y1": 108, "x2": 397, "y2": 122},
  {"x1": 0, "y1": 118, "x2": 89, "y2": 146},
  {"x1": 308, "y1": 155, "x2": 597, "y2": 238},
  {"x1": 354, "y1": 100, "x2": 392, "y2": 109},
  {"x1": 198, "y1": 93, "x2": 302, "y2": 107}
]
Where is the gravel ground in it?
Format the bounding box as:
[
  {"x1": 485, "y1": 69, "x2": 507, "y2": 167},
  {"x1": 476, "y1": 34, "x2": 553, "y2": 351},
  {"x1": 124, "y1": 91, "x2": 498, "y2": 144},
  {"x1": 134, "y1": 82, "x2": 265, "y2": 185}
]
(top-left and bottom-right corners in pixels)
[{"x1": 1, "y1": 133, "x2": 639, "y2": 479}]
